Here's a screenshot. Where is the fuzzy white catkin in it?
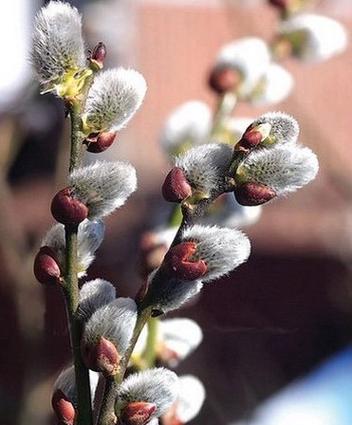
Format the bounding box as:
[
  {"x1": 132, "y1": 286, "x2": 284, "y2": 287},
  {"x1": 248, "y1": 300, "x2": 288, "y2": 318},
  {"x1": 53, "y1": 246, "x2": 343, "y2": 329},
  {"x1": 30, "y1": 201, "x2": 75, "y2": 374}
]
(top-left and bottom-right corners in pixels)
[
  {"x1": 160, "y1": 318, "x2": 203, "y2": 361},
  {"x1": 77, "y1": 279, "x2": 116, "y2": 320},
  {"x1": 31, "y1": 1, "x2": 86, "y2": 85},
  {"x1": 82, "y1": 298, "x2": 137, "y2": 354},
  {"x1": 176, "y1": 375, "x2": 206, "y2": 423},
  {"x1": 216, "y1": 37, "x2": 271, "y2": 98},
  {"x1": 199, "y1": 193, "x2": 262, "y2": 229},
  {"x1": 148, "y1": 270, "x2": 203, "y2": 314},
  {"x1": 279, "y1": 13, "x2": 348, "y2": 62},
  {"x1": 53, "y1": 365, "x2": 99, "y2": 406},
  {"x1": 69, "y1": 160, "x2": 137, "y2": 219},
  {"x1": 238, "y1": 144, "x2": 319, "y2": 196},
  {"x1": 117, "y1": 368, "x2": 179, "y2": 417},
  {"x1": 175, "y1": 143, "x2": 233, "y2": 196},
  {"x1": 42, "y1": 219, "x2": 105, "y2": 277},
  {"x1": 83, "y1": 68, "x2": 147, "y2": 133},
  {"x1": 160, "y1": 101, "x2": 212, "y2": 156},
  {"x1": 249, "y1": 112, "x2": 299, "y2": 145},
  {"x1": 182, "y1": 225, "x2": 251, "y2": 282},
  {"x1": 132, "y1": 318, "x2": 203, "y2": 364},
  {"x1": 249, "y1": 64, "x2": 294, "y2": 106}
]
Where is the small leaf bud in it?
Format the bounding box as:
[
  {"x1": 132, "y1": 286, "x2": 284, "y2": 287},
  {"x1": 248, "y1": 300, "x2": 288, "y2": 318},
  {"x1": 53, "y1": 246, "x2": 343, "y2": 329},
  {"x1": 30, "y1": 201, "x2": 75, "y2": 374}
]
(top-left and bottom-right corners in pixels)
[
  {"x1": 120, "y1": 402, "x2": 157, "y2": 425},
  {"x1": 81, "y1": 336, "x2": 120, "y2": 377},
  {"x1": 162, "y1": 242, "x2": 208, "y2": 281},
  {"x1": 235, "y1": 182, "x2": 276, "y2": 206},
  {"x1": 162, "y1": 167, "x2": 192, "y2": 203},
  {"x1": 86, "y1": 131, "x2": 117, "y2": 153},
  {"x1": 51, "y1": 187, "x2": 88, "y2": 225},
  {"x1": 33, "y1": 246, "x2": 61, "y2": 285},
  {"x1": 208, "y1": 66, "x2": 241, "y2": 95},
  {"x1": 235, "y1": 123, "x2": 272, "y2": 152},
  {"x1": 90, "y1": 42, "x2": 107, "y2": 70},
  {"x1": 51, "y1": 389, "x2": 75, "y2": 425}
]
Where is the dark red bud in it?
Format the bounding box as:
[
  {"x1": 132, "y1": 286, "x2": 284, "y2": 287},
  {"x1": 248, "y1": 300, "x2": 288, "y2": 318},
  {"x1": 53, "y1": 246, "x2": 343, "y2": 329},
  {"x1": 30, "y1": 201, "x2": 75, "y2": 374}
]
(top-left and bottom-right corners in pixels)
[
  {"x1": 86, "y1": 132, "x2": 117, "y2": 153},
  {"x1": 162, "y1": 167, "x2": 192, "y2": 203},
  {"x1": 52, "y1": 389, "x2": 75, "y2": 425},
  {"x1": 90, "y1": 42, "x2": 107, "y2": 69},
  {"x1": 236, "y1": 130, "x2": 263, "y2": 152},
  {"x1": 34, "y1": 246, "x2": 61, "y2": 285},
  {"x1": 81, "y1": 337, "x2": 120, "y2": 377},
  {"x1": 268, "y1": 0, "x2": 289, "y2": 10},
  {"x1": 235, "y1": 182, "x2": 276, "y2": 206},
  {"x1": 51, "y1": 187, "x2": 88, "y2": 226},
  {"x1": 163, "y1": 241, "x2": 208, "y2": 281},
  {"x1": 208, "y1": 66, "x2": 241, "y2": 95},
  {"x1": 120, "y1": 402, "x2": 157, "y2": 425}
]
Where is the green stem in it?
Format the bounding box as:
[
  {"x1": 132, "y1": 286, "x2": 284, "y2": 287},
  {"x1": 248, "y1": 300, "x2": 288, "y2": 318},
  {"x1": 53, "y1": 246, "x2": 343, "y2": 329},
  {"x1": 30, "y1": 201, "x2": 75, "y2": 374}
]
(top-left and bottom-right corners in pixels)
[
  {"x1": 96, "y1": 378, "x2": 118, "y2": 425},
  {"x1": 142, "y1": 318, "x2": 159, "y2": 368},
  {"x1": 210, "y1": 92, "x2": 237, "y2": 139},
  {"x1": 69, "y1": 102, "x2": 84, "y2": 173},
  {"x1": 63, "y1": 103, "x2": 93, "y2": 425},
  {"x1": 167, "y1": 204, "x2": 183, "y2": 228}
]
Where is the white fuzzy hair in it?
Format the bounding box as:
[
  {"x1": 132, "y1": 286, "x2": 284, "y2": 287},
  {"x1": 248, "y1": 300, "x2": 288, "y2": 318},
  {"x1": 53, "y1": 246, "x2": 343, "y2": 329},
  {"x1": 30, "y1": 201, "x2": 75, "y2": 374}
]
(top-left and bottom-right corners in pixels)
[
  {"x1": 280, "y1": 13, "x2": 347, "y2": 63},
  {"x1": 42, "y1": 219, "x2": 105, "y2": 277},
  {"x1": 78, "y1": 279, "x2": 116, "y2": 320},
  {"x1": 160, "y1": 101, "x2": 212, "y2": 156},
  {"x1": 69, "y1": 161, "x2": 137, "y2": 219},
  {"x1": 160, "y1": 318, "x2": 203, "y2": 361},
  {"x1": 238, "y1": 144, "x2": 319, "y2": 196},
  {"x1": 249, "y1": 64, "x2": 294, "y2": 107},
  {"x1": 216, "y1": 37, "x2": 271, "y2": 98},
  {"x1": 176, "y1": 375, "x2": 206, "y2": 423},
  {"x1": 200, "y1": 193, "x2": 262, "y2": 229},
  {"x1": 117, "y1": 368, "x2": 179, "y2": 417},
  {"x1": 82, "y1": 297, "x2": 137, "y2": 355},
  {"x1": 148, "y1": 270, "x2": 203, "y2": 314},
  {"x1": 249, "y1": 111, "x2": 299, "y2": 145},
  {"x1": 175, "y1": 143, "x2": 233, "y2": 196},
  {"x1": 182, "y1": 224, "x2": 251, "y2": 282},
  {"x1": 84, "y1": 68, "x2": 147, "y2": 132},
  {"x1": 31, "y1": 1, "x2": 85, "y2": 85}
]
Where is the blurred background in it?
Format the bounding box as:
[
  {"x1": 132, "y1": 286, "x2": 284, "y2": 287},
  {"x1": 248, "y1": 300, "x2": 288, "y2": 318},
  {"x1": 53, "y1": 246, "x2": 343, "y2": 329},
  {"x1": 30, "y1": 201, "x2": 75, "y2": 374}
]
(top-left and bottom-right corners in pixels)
[{"x1": 1, "y1": 0, "x2": 352, "y2": 424}]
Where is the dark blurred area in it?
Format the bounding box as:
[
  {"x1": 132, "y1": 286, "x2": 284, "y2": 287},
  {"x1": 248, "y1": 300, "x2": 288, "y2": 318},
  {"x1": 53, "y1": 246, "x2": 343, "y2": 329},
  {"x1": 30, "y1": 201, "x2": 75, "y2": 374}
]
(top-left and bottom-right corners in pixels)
[{"x1": 1, "y1": 0, "x2": 352, "y2": 424}]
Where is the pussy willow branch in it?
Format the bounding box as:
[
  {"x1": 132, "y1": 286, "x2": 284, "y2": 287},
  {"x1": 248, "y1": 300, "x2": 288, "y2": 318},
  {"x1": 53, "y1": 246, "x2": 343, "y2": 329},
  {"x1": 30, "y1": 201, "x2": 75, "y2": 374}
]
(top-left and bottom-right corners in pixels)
[
  {"x1": 98, "y1": 85, "x2": 240, "y2": 423},
  {"x1": 63, "y1": 101, "x2": 93, "y2": 425}
]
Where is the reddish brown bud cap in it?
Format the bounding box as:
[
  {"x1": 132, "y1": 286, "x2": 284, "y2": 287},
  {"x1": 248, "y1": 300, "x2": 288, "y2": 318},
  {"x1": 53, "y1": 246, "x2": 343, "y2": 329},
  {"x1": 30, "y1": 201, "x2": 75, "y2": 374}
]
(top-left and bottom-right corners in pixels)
[
  {"x1": 120, "y1": 402, "x2": 157, "y2": 425},
  {"x1": 86, "y1": 132, "x2": 117, "y2": 153},
  {"x1": 236, "y1": 130, "x2": 263, "y2": 152},
  {"x1": 163, "y1": 241, "x2": 208, "y2": 281},
  {"x1": 235, "y1": 182, "x2": 276, "y2": 206},
  {"x1": 51, "y1": 187, "x2": 88, "y2": 225},
  {"x1": 81, "y1": 337, "x2": 120, "y2": 377},
  {"x1": 208, "y1": 66, "x2": 241, "y2": 95},
  {"x1": 34, "y1": 246, "x2": 61, "y2": 285},
  {"x1": 162, "y1": 167, "x2": 192, "y2": 203},
  {"x1": 268, "y1": 0, "x2": 288, "y2": 10},
  {"x1": 52, "y1": 389, "x2": 75, "y2": 425},
  {"x1": 90, "y1": 42, "x2": 107, "y2": 69}
]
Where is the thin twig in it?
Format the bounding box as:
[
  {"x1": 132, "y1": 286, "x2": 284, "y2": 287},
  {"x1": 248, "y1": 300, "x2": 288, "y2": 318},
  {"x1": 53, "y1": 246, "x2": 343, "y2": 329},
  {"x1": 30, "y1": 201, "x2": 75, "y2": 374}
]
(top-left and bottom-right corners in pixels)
[{"x1": 63, "y1": 102, "x2": 93, "y2": 425}]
